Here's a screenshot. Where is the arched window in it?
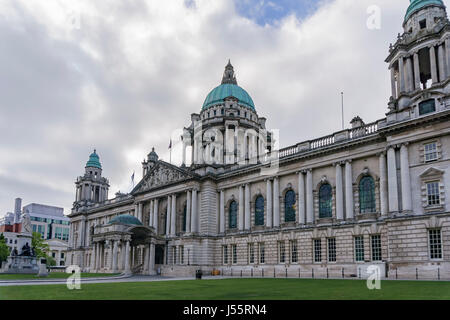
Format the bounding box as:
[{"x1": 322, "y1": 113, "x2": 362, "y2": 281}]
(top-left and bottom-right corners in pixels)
[
  {"x1": 319, "y1": 184, "x2": 332, "y2": 218},
  {"x1": 182, "y1": 204, "x2": 187, "y2": 232},
  {"x1": 359, "y1": 176, "x2": 376, "y2": 213},
  {"x1": 255, "y1": 196, "x2": 264, "y2": 226},
  {"x1": 284, "y1": 190, "x2": 296, "y2": 222},
  {"x1": 229, "y1": 201, "x2": 237, "y2": 229}
]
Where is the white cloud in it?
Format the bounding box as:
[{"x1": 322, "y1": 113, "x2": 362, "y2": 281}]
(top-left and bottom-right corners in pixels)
[{"x1": 0, "y1": 0, "x2": 419, "y2": 215}]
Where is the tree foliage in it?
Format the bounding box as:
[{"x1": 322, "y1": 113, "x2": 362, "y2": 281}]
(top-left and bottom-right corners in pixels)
[
  {"x1": 31, "y1": 232, "x2": 49, "y2": 258},
  {"x1": 0, "y1": 234, "x2": 10, "y2": 264}
]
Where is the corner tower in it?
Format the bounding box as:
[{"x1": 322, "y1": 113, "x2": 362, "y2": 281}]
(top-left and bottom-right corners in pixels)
[
  {"x1": 386, "y1": 0, "x2": 450, "y2": 122},
  {"x1": 73, "y1": 150, "x2": 110, "y2": 212}
]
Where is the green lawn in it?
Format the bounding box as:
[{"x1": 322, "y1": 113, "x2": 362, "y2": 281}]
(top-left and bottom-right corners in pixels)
[
  {"x1": 0, "y1": 273, "x2": 120, "y2": 281},
  {"x1": 1, "y1": 278, "x2": 450, "y2": 300}
]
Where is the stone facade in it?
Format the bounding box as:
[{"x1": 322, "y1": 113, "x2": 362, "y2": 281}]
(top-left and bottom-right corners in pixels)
[{"x1": 67, "y1": 1, "x2": 450, "y2": 279}]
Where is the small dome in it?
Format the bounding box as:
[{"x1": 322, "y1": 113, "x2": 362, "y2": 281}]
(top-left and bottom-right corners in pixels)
[
  {"x1": 86, "y1": 149, "x2": 102, "y2": 169},
  {"x1": 405, "y1": 0, "x2": 445, "y2": 22},
  {"x1": 108, "y1": 214, "x2": 142, "y2": 226},
  {"x1": 203, "y1": 84, "x2": 255, "y2": 110},
  {"x1": 147, "y1": 147, "x2": 159, "y2": 162}
]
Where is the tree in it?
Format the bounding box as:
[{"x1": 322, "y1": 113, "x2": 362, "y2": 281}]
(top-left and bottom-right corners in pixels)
[
  {"x1": 46, "y1": 256, "x2": 56, "y2": 267},
  {"x1": 31, "y1": 232, "x2": 49, "y2": 258},
  {"x1": 0, "y1": 234, "x2": 10, "y2": 265}
]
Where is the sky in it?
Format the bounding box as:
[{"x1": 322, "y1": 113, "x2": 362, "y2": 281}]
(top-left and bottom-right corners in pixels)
[{"x1": 0, "y1": 0, "x2": 427, "y2": 216}]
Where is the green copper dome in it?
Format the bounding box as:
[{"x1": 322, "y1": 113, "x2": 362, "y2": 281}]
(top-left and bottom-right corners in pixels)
[
  {"x1": 85, "y1": 149, "x2": 102, "y2": 169},
  {"x1": 202, "y1": 60, "x2": 255, "y2": 111},
  {"x1": 203, "y1": 84, "x2": 255, "y2": 110},
  {"x1": 405, "y1": 0, "x2": 445, "y2": 22},
  {"x1": 108, "y1": 214, "x2": 142, "y2": 226}
]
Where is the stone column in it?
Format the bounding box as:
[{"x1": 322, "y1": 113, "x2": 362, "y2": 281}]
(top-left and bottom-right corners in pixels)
[
  {"x1": 112, "y1": 240, "x2": 118, "y2": 273},
  {"x1": 193, "y1": 138, "x2": 198, "y2": 164},
  {"x1": 153, "y1": 199, "x2": 159, "y2": 234},
  {"x1": 345, "y1": 161, "x2": 354, "y2": 220},
  {"x1": 430, "y1": 46, "x2": 439, "y2": 84},
  {"x1": 244, "y1": 184, "x2": 251, "y2": 230},
  {"x1": 400, "y1": 144, "x2": 412, "y2": 212},
  {"x1": 149, "y1": 200, "x2": 153, "y2": 227},
  {"x1": 298, "y1": 172, "x2": 306, "y2": 225},
  {"x1": 306, "y1": 169, "x2": 314, "y2": 224},
  {"x1": 438, "y1": 44, "x2": 446, "y2": 82},
  {"x1": 266, "y1": 179, "x2": 273, "y2": 228},
  {"x1": 139, "y1": 202, "x2": 143, "y2": 222},
  {"x1": 446, "y1": 38, "x2": 450, "y2": 78},
  {"x1": 413, "y1": 52, "x2": 421, "y2": 90},
  {"x1": 379, "y1": 152, "x2": 389, "y2": 216},
  {"x1": 94, "y1": 242, "x2": 98, "y2": 270},
  {"x1": 124, "y1": 240, "x2": 131, "y2": 275},
  {"x1": 273, "y1": 177, "x2": 280, "y2": 227},
  {"x1": 171, "y1": 194, "x2": 176, "y2": 236},
  {"x1": 166, "y1": 196, "x2": 171, "y2": 235},
  {"x1": 238, "y1": 185, "x2": 244, "y2": 231},
  {"x1": 182, "y1": 141, "x2": 186, "y2": 166},
  {"x1": 79, "y1": 218, "x2": 86, "y2": 247},
  {"x1": 186, "y1": 190, "x2": 192, "y2": 233},
  {"x1": 219, "y1": 190, "x2": 225, "y2": 233},
  {"x1": 143, "y1": 245, "x2": 149, "y2": 273},
  {"x1": 335, "y1": 163, "x2": 344, "y2": 220},
  {"x1": 149, "y1": 243, "x2": 155, "y2": 275},
  {"x1": 398, "y1": 56, "x2": 405, "y2": 93},
  {"x1": 387, "y1": 146, "x2": 399, "y2": 212},
  {"x1": 191, "y1": 189, "x2": 198, "y2": 233},
  {"x1": 390, "y1": 66, "x2": 397, "y2": 99},
  {"x1": 406, "y1": 56, "x2": 413, "y2": 92},
  {"x1": 92, "y1": 242, "x2": 97, "y2": 270}
]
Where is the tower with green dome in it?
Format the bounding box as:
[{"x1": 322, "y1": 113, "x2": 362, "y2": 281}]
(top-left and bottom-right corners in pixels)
[
  {"x1": 181, "y1": 60, "x2": 272, "y2": 168},
  {"x1": 385, "y1": 0, "x2": 450, "y2": 123},
  {"x1": 73, "y1": 149, "x2": 110, "y2": 209}
]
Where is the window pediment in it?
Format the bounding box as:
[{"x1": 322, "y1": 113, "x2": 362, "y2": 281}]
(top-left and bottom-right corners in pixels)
[{"x1": 419, "y1": 167, "x2": 444, "y2": 179}]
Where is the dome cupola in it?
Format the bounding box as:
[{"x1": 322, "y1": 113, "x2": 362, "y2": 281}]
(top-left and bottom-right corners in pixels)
[
  {"x1": 86, "y1": 149, "x2": 102, "y2": 169},
  {"x1": 404, "y1": 0, "x2": 446, "y2": 24}
]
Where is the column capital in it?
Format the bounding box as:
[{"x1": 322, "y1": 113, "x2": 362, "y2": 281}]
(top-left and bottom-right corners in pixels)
[
  {"x1": 400, "y1": 142, "x2": 409, "y2": 148},
  {"x1": 345, "y1": 159, "x2": 352, "y2": 164},
  {"x1": 377, "y1": 150, "x2": 387, "y2": 157}
]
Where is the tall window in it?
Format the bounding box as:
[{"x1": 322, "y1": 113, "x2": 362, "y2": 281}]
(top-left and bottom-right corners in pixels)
[
  {"x1": 424, "y1": 142, "x2": 438, "y2": 162},
  {"x1": 359, "y1": 176, "x2": 376, "y2": 213},
  {"x1": 179, "y1": 245, "x2": 184, "y2": 264},
  {"x1": 232, "y1": 244, "x2": 237, "y2": 264},
  {"x1": 172, "y1": 246, "x2": 177, "y2": 265},
  {"x1": 319, "y1": 184, "x2": 332, "y2": 218},
  {"x1": 371, "y1": 235, "x2": 382, "y2": 261},
  {"x1": 426, "y1": 182, "x2": 440, "y2": 206},
  {"x1": 223, "y1": 245, "x2": 228, "y2": 264},
  {"x1": 314, "y1": 239, "x2": 322, "y2": 263},
  {"x1": 327, "y1": 238, "x2": 337, "y2": 262},
  {"x1": 248, "y1": 243, "x2": 255, "y2": 264},
  {"x1": 278, "y1": 241, "x2": 286, "y2": 263},
  {"x1": 229, "y1": 201, "x2": 237, "y2": 229},
  {"x1": 182, "y1": 204, "x2": 187, "y2": 232},
  {"x1": 259, "y1": 243, "x2": 265, "y2": 264},
  {"x1": 290, "y1": 240, "x2": 298, "y2": 263},
  {"x1": 354, "y1": 236, "x2": 365, "y2": 262},
  {"x1": 255, "y1": 196, "x2": 265, "y2": 226},
  {"x1": 429, "y1": 229, "x2": 442, "y2": 260},
  {"x1": 284, "y1": 190, "x2": 296, "y2": 222}
]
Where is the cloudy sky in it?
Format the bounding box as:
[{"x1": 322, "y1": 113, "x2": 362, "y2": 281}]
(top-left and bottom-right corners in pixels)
[{"x1": 0, "y1": 0, "x2": 427, "y2": 216}]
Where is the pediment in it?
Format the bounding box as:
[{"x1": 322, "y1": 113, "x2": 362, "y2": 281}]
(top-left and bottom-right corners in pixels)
[
  {"x1": 131, "y1": 162, "x2": 195, "y2": 195},
  {"x1": 419, "y1": 167, "x2": 445, "y2": 178}
]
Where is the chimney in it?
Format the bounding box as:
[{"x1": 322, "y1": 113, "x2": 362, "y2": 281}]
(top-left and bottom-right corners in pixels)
[{"x1": 14, "y1": 198, "x2": 22, "y2": 224}]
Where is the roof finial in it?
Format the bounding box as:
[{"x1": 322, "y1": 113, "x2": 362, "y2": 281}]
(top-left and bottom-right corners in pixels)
[{"x1": 222, "y1": 59, "x2": 237, "y2": 85}]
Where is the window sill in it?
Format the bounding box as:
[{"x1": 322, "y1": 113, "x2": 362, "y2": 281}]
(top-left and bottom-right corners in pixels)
[{"x1": 356, "y1": 212, "x2": 379, "y2": 221}]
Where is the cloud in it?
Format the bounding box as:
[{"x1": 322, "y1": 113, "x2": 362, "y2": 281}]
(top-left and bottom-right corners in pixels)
[{"x1": 0, "y1": 0, "x2": 414, "y2": 215}]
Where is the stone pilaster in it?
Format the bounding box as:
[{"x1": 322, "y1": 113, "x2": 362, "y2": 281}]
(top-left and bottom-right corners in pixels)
[
  {"x1": 400, "y1": 143, "x2": 412, "y2": 212},
  {"x1": 387, "y1": 146, "x2": 399, "y2": 212},
  {"x1": 306, "y1": 169, "x2": 314, "y2": 224},
  {"x1": 273, "y1": 177, "x2": 280, "y2": 227},
  {"x1": 266, "y1": 179, "x2": 273, "y2": 228},
  {"x1": 335, "y1": 163, "x2": 344, "y2": 220},
  {"x1": 345, "y1": 161, "x2": 354, "y2": 220}
]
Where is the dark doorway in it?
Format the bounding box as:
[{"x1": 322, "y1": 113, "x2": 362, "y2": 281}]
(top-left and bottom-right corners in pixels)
[{"x1": 155, "y1": 245, "x2": 164, "y2": 265}]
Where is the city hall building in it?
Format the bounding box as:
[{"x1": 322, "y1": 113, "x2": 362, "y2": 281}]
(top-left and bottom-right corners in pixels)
[{"x1": 67, "y1": 0, "x2": 450, "y2": 278}]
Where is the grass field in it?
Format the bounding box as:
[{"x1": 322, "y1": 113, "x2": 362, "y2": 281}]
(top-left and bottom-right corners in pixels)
[
  {"x1": 0, "y1": 273, "x2": 120, "y2": 281},
  {"x1": 1, "y1": 278, "x2": 450, "y2": 300}
]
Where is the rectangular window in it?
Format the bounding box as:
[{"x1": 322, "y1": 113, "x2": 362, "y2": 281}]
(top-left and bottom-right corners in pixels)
[
  {"x1": 259, "y1": 243, "x2": 265, "y2": 264},
  {"x1": 371, "y1": 235, "x2": 382, "y2": 261},
  {"x1": 313, "y1": 239, "x2": 322, "y2": 263},
  {"x1": 278, "y1": 241, "x2": 286, "y2": 263},
  {"x1": 424, "y1": 142, "x2": 438, "y2": 162},
  {"x1": 290, "y1": 240, "x2": 298, "y2": 263},
  {"x1": 429, "y1": 229, "x2": 442, "y2": 260},
  {"x1": 61, "y1": 252, "x2": 65, "y2": 259},
  {"x1": 426, "y1": 182, "x2": 440, "y2": 206},
  {"x1": 327, "y1": 238, "x2": 336, "y2": 262},
  {"x1": 179, "y1": 246, "x2": 184, "y2": 264},
  {"x1": 354, "y1": 236, "x2": 365, "y2": 262},
  {"x1": 248, "y1": 243, "x2": 254, "y2": 264},
  {"x1": 223, "y1": 245, "x2": 228, "y2": 265},
  {"x1": 419, "y1": 99, "x2": 436, "y2": 115},
  {"x1": 232, "y1": 244, "x2": 237, "y2": 264},
  {"x1": 172, "y1": 247, "x2": 176, "y2": 265}
]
